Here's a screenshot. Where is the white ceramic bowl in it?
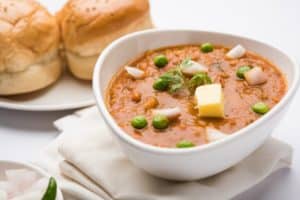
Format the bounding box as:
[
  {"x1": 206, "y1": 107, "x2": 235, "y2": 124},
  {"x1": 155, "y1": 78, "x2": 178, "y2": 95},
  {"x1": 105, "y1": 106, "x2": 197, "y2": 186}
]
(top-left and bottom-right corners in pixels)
[
  {"x1": 0, "y1": 160, "x2": 64, "y2": 199},
  {"x1": 93, "y1": 29, "x2": 299, "y2": 181}
]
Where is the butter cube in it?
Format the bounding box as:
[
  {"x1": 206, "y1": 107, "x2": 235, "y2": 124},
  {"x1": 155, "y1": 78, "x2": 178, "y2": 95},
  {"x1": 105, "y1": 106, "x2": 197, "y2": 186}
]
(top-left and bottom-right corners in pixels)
[{"x1": 195, "y1": 84, "x2": 224, "y2": 118}]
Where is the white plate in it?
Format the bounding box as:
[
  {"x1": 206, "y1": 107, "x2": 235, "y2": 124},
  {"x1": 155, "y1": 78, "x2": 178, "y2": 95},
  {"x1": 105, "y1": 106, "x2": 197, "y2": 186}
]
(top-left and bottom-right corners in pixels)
[
  {"x1": 0, "y1": 0, "x2": 94, "y2": 112},
  {"x1": 0, "y1": 70, "x2": 95, "y2": 111},
  {"x1": 0, "y1": 160, "x2": 64, "y2": 200}
]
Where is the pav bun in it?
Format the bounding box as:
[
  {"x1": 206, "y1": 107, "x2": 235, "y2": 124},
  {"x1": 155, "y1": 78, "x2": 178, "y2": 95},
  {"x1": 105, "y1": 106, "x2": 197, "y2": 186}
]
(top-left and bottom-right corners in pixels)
[
  {"x1": 57, "y1": 0, "x2": 153, "y2": 80},
  {"x1": 0, "y1": 0, "x2": 62, "y2": 95}
]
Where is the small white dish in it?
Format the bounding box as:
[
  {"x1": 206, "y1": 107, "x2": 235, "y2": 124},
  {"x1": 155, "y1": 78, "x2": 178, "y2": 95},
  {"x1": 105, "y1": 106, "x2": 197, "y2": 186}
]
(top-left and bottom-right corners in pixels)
[
  {"x1": 0, "y1": 71, "x2": 95, "y2": 111},
  {"x1": 0, "y1": 160, "x2": 63, "y2": 200},
  {"x1": 93, "y1": 29, "x2": 299, "y2": 181}
]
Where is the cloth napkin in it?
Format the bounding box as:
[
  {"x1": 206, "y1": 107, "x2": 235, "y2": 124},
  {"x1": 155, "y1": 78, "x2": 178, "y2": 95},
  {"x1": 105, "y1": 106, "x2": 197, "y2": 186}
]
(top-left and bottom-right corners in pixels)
[{"x1": 34, "y1": 106, "x2": 293, "y2": 200}]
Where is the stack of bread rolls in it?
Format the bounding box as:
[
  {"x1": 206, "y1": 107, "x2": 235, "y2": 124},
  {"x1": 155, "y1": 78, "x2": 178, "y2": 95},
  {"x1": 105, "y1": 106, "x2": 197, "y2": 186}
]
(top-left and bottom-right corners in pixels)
[
  {"x1": 57, "y1": 0, "x2": 152, "y2": 80},
  {"x1": 0, "y1": 0, "x2": 152, "y2": 95},
  {"x1": 0, "y1": 0, "x2": 61, "y2": 95}
]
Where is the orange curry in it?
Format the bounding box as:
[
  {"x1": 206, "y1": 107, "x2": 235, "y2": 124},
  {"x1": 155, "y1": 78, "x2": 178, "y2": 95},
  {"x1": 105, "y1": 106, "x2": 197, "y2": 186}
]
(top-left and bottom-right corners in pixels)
[{"x1": 106, "y1": 44, "x2": 286, "y2": 148}]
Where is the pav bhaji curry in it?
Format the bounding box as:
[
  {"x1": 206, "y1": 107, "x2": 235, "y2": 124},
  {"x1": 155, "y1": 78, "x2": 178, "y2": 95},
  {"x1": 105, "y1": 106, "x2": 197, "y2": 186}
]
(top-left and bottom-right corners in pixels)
[{"x1": 106, "y1": 43, "x2": 286, "y2": 148}]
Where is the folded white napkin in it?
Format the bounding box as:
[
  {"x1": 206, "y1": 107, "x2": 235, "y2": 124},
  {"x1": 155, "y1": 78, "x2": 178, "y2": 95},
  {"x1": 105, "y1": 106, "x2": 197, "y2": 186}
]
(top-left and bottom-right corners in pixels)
[{"x1": 34, "y1": 106, "x2": 293, "y2": 200}]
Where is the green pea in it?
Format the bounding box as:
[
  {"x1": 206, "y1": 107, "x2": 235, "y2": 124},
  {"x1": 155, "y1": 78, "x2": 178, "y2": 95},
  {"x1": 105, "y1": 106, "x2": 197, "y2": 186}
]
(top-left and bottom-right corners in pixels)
[
  {"x1": 153, "y1": 55, "x2": 168, "y2": 68},
  {"x1": 153, "y1": 78, "x2": 169, "y2": 91},
  {"x1": 176, "y1": 140, "x2": 195, "y2": 148},
  {"x1": 201, "y1": 42, "x2": 214, "y2": 53},
  {"x1": 152, "y1": 115, "x2": 169, "y2": 129},
  {"x1": 131, "y1": 116, "x2": 148, "y2": 129},
  {"x1": 236, "y1": 65, "x2": 252, "y2": 79},
  {"x1": 252, "y1": 102, "x2": 269, "y2": 115}
]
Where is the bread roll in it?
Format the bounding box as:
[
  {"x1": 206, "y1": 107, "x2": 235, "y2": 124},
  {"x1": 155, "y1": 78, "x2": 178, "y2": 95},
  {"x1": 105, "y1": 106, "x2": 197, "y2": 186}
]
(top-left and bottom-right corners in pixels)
[
  {"x1": 57, "y1": 0, "x2": 153, "y2": 80},
  {"x1": 0, "y1": 0, "x2": 62, "y2": 95}
]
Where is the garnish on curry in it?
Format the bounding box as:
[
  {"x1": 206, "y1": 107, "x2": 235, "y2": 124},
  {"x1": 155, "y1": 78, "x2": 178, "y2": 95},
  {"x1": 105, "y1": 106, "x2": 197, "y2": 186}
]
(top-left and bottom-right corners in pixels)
[{"x1": 106, "y1": 44, "x2": 286, "y2": 148}]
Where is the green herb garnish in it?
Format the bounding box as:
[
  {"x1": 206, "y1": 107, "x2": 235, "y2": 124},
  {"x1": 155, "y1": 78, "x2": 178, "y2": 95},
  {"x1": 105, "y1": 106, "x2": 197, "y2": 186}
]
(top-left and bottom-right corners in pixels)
[
  {"x1": 153, "y1": 58, "x2": 213, "y2": 93},
  {"x1": 153, "y1": 67, "x2": 185, "y2": 93},
  {"x1": 212, "y1": 62, "x2": 224, "y2": 72},
  {"x1": 180, "y1": 58, "x2": 193, "y2": 68},
  {"x1": 188, "y1": 72, "x2": 212, "y2": 92}
]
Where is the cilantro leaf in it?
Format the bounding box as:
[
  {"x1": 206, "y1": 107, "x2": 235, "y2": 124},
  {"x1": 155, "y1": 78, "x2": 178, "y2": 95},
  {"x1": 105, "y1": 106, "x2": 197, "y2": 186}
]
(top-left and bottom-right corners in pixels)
[
  {"x1": 157, "y1": 67, "x2": 185, "y2": 93},
  {"x1": 180, "y1": 58, "x2": 193, "y2": 68},
  {"x1": 188, "y1": 72, "x2": 212, "y2": 92}
]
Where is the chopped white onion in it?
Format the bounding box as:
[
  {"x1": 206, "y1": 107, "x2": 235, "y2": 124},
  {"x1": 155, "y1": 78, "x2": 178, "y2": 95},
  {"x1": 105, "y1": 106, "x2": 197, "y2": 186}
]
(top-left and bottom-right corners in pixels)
[
  {"x1": 5, "y1": 169, "x2": 38, "y2": 198},
  {"x1": 0, "y1": 190, "x2": 7, "y2": 200},
  {"x1": 2, "y1": 181, "x2": 15, "y2": 199},
  {"x1": 11, "y1": 191, "x2": 44, "y2": 200},
  {"x1": 5, "y1": 169, "x2": 37, "y2": 195},
  {"x1": 226, "y1": 44, "x2": 246, "y2": 59},
  {"x1": 206, "y1": 127, "x2": 228, "y2": 142},
  {"x1": 1, "y1": 169, "x2": 49, "y2": 200},
  {"x1": 181, "y1": 60, "x2": 208, "y2": 75},
  {"x1": 11, "y1": 178, "x2": 49, "y2": 200},
  {"x1": 26, "y1": 178, "x2": 48, "y2": 194},
  {"x1": 125, "y1": 66, "x2": 145, "y2": 79},
  {"x1": 244, "y1": 67, "x2": 267, "y2": 85},
  {"x1": 152, "y1": 107, "x2": 181, "y2": 119},
  {"x1": 0, "y1": 181, "x2": 7, "y2": 189},
  {"x1": 5, "y1": 169, "x2": 37, "y2": 185}
]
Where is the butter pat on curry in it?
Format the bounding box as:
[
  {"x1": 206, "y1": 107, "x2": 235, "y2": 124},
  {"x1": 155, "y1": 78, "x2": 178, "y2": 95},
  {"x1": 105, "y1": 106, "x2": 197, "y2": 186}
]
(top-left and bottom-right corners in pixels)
[{"x1": 195, "y1": 84, "x2": 224, "y2": 118}]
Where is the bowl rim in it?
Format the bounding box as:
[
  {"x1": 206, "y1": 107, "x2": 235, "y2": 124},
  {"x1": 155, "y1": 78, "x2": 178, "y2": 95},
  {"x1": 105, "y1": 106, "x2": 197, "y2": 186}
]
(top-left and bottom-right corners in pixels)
[{"x1": 93, "y1": 29, "x2": 300, "y2": 155}]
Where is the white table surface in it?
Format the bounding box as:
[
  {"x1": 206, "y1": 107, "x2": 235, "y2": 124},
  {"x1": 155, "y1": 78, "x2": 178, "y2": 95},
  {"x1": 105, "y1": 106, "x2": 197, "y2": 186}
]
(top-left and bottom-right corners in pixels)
[{"x1": 1, "y1": 0, "x2": 300, "y2": 199}]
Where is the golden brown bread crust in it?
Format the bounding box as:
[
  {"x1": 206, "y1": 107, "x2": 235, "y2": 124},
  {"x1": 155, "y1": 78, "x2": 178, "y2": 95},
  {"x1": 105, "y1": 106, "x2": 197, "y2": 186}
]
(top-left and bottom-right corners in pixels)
[
  {"x1": 57, "y1": 0, "x2": 153, "y2": 80},
  {"x1": 57, "y1": 0, "x2": 152, "y2": 55},
  {"x1": 0, "y1": 0, "x2": 62, "y2": 95},
  {"x1": 0, "y1": 57, "x2": 62, "y2": 95},
  {"x1": 66, "y1": 52, "x2": 98, "y2": 80},
  {"x1": 66, "y1": 12, "x2": 153, "y2": 80}
]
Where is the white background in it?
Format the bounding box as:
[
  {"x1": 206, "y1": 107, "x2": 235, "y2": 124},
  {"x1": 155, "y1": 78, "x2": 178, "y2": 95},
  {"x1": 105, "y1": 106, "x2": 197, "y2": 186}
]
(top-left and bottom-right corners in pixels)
[{"x1": 1, "y1": 0, "x2": 300, "y2": 199}]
